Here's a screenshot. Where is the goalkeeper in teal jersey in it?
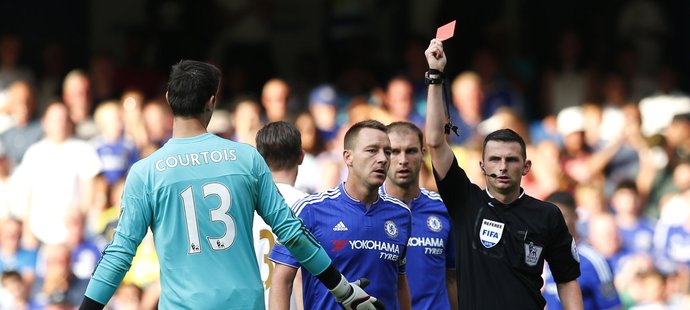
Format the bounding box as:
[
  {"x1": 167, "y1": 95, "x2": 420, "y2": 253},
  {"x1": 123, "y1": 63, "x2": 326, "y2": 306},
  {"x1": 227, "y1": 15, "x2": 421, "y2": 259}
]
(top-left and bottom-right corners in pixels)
[{"x1": 80, "y1": 60, "x2": 383, "y2": 310}]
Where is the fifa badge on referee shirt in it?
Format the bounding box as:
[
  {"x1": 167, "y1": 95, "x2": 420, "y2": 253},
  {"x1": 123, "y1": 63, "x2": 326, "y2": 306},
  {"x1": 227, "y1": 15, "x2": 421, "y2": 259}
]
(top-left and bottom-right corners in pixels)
[
  {"x1": 480, "y1": 219, "x2": 504, "y2": 248},
  {"x1": 524, "y1": 242, "x2": 543, "y2": 266}
]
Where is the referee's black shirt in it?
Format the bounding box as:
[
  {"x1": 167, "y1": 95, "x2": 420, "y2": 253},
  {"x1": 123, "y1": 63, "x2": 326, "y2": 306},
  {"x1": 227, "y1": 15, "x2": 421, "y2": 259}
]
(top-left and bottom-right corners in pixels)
[{"x1": 434, "y1": 157, "x2": 580, "y2": 309}]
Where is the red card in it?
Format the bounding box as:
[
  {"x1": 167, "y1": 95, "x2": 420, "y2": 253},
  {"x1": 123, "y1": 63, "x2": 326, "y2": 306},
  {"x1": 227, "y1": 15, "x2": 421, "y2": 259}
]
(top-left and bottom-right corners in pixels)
[{"x1": 436, "y1": 20, "x2": 456, "y2": 41}]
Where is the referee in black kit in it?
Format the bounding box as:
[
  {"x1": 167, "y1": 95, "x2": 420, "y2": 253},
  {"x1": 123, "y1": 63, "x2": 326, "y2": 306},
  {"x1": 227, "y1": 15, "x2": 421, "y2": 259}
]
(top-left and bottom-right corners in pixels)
[{"x1": 423, "y1": 38, "x2": 584, "y2": 309}]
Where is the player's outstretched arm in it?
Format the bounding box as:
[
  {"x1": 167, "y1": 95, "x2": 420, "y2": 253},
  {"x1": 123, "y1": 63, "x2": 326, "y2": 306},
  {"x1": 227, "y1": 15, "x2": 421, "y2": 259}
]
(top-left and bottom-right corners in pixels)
[{"x1": 424, "y1": 39, "x2": 454, "y2": 179}]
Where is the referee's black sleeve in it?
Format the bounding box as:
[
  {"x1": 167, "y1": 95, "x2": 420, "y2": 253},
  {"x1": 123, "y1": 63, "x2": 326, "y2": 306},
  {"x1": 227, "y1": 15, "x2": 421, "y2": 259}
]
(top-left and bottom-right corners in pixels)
[{"x1": 546, "y1": 205, "x2": 581, "y2": 283}]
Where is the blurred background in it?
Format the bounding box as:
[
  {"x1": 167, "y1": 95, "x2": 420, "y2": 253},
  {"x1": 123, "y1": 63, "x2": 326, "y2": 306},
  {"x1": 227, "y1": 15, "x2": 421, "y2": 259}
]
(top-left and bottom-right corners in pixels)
[
  {"x1": 1, "y1": 0, "x2": 689, "y2": 119},
  {"x1": 2, "y1": 0, "x2": 690, "y2": 309}
]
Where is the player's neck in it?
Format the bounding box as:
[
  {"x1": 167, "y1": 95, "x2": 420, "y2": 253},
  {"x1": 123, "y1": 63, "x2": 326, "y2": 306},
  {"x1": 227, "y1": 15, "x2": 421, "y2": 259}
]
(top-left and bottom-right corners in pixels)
[
  {"x1": 344, "y1": 181, "x2": 379, "y2": 206},
  {"x1": 172, "y1": 117, "x2": 208, "y2": 138},
  {"x1": 271, "y1": 167, "x2": 298, "y2": 186},
  {"x1": 384, "y1": 183, "x2": 419, "y2": 205}
]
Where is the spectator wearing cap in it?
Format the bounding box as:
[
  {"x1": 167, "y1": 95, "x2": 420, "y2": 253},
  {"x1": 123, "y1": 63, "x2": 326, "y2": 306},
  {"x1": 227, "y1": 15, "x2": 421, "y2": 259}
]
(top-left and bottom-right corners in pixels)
[
  {"x1": 308, "y1": 84, "x2": 341, "y2": 142},
  {"x1": 557, "y1": 105, "x2": 630, "y2": 187}
]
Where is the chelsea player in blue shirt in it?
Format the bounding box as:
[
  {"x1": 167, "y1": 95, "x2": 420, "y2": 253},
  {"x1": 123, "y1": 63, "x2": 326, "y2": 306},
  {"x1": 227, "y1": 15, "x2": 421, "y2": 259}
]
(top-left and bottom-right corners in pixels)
[
  {"x1": 270, "y1": 120, "x2": 413, "y2": 310},
  {"x1": 79, "y1": 60, "x2": 382, "y2": 310},
  {"x1": 542, "y1": 192, "x2": 622, "y2": 310},
  {"x1": 381, "y1": 121, "x2": 457, "y2": 310}
]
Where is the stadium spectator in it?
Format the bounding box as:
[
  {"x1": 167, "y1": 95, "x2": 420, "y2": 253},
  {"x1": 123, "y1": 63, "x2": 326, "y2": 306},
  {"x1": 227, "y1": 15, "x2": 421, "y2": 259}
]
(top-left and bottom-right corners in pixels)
[
  {"x1": 90, "y1": 100, "x2": 138, "y2": 185},
  {"x1": 64, "y1": 208, "x2": 101, "y2": 282},
  {"x1": 62, "y1": 70, "x2": 97, "y2": 140},
  {"x1": 229, "y1": 96, "x2": 263, "y2": 146},
  {"x1": 448, "y1": 71, "x2": 484, "y2": 146},
  {"x1": 32, "y1": 244, "x2": 88, "y2": 308},
  {"x1": 382, "y1": 77, "x2": 424, "y2": 127},
  {"x1": 0, "y1": 217, "x2": 37, "y2": 286},
  {"x1": 543, "y1": 191, "x2": 622, "y2": 310},
  {"x1": 0, "y1": 80, "x2": 43, "y2": 169},
  {"x1": 0, "y1": 270, "x2": 34, "y2": 309},
  {"x1": 610, "y1": 179, "x2": 655, "y2": 254},
  {"x1": 308, "y1": 84, "x2": 341, "y2": 142},
  {"x1": 14, "y1": 101, "x2": 101, "y2": 246},
  {"x1": 588, "y1": 213, "x2": 631, "y2": 273},
  {"x1": 141, "y1": 98, "x2": 172, "y2": 150},
  {"x1": 294, "y1": 111, "x2": 327, "y2": 194},
  {"x1": 261, "y1": 78, "x2": 290, "y2": 123}
]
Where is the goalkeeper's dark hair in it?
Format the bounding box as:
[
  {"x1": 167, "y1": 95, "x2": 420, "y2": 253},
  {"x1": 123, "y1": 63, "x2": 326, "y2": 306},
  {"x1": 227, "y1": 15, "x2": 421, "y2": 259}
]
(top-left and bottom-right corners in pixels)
[
  {"x1": 167, "y1": 60, "x2": 221, "y2": 116},
  {"x1": 256, "y1": 121, "x2": 302, "y2": 170}
]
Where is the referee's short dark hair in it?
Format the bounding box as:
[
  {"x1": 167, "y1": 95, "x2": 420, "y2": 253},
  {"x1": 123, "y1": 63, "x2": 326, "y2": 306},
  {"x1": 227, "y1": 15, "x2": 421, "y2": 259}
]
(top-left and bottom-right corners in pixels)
[
  {"x1": 482, "y1": 128, "x2": 527, "y2": 160},
  {"x1": 256, "y1": 121, "x2": 302, "y2": 171}
]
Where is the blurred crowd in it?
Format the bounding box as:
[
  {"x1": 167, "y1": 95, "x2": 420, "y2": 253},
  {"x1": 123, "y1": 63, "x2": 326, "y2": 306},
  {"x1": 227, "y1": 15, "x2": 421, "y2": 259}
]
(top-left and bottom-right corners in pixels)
[{"x1": 0, "y1": 1, "x2": 690, "y2": 309}]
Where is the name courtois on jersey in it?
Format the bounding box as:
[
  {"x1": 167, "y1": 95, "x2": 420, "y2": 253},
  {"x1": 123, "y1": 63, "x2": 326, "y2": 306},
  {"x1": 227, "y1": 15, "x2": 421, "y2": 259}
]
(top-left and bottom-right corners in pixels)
[{"x1": 155, "y1": 149, "x2": 238, "y2": 171}]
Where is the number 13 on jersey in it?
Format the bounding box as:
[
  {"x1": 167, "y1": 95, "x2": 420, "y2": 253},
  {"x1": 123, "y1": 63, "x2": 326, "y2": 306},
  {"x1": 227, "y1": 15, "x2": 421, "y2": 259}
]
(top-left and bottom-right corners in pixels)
[{"x1": 180, "y1": 183, "x2": 236, "y2": 254}]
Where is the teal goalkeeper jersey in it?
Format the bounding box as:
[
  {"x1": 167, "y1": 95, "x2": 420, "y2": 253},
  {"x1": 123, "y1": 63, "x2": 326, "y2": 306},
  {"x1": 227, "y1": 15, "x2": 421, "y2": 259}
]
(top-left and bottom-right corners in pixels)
[{"x1": 85, "y1": 133, "x2": 331, "y2": 309}]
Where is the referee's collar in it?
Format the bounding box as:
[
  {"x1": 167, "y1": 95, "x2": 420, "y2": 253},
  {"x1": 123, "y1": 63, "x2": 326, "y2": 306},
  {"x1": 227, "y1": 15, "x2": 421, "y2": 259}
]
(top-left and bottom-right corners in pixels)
[{"x1": 485, "y1": 188, "x2": 526, "y2": 208}]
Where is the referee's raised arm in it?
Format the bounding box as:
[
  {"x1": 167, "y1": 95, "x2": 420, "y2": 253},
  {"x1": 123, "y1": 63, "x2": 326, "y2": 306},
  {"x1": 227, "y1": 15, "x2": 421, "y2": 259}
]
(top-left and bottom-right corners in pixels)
[{"x1": 424, "y1": 39, "x2": 454, "y2": 179}]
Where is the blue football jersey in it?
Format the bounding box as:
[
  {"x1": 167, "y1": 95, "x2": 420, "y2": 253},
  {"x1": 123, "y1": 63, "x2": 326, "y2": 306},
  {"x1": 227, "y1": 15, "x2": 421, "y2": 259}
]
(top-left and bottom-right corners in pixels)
[
  {"x1": 380, "y1": 186, "x2": 455, "y2": 310},
  {"x1": 543, "y1": 244, "x2": 620, "y2": 310},
  {"x1": 86, "y1": 133, "x2": 331, "y2": 309},
  {"x1": 270, "y1": 184, "x2": 412, "y2": 310},
  {"x1": 618, "y1": 219, "x2": 655, "y2": 254},
  {"x1": 654, "y1": 223, "x2": 690, "y2": 270}
]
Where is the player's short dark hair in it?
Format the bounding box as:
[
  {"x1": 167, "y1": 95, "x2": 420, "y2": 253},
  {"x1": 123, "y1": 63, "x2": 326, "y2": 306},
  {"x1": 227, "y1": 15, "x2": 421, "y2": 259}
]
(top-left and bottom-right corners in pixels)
[
  {"x1": 386, "y1": 121, "x2": 423, "y2": 149},
  {"x1": 256, "y1": 121, "x2": 302, "y2": 170},
  {"x1": 545, "y1": 191, "x2": 576, "y2": 212},
  {"x1": 344, "y1": 119, "x2": 388, "y2": 150},
  {"x1": 482, "y1": 128, "x2": 527, "y2": 160},
  {"x1": 167, "y1": 60, "x2": 221, "y2": 116}
]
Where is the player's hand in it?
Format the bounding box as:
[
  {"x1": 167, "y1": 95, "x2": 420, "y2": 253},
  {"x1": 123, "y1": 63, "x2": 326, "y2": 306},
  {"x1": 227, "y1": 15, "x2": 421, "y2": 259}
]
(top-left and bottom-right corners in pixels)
[
  {"x1": 330, "y1": 275, "x2": 385, "y2": 310},
  {"x1": 425, "y1": 39, "x2": 447, "y2": 72}
]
